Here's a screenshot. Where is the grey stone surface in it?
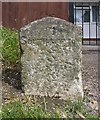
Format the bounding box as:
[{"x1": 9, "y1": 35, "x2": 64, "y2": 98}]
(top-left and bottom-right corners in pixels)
[{"x1": 20, "y1": 17, "x2": 83, "y2": 100}]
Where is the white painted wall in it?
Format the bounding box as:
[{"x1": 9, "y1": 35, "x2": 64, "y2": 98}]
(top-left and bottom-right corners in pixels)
[
  {"x1": 76, "y1": 23, "x2": 99, "y2": 38},
  {"x1": 84, "y1": 23, "x2": 99, "y2": 38}
]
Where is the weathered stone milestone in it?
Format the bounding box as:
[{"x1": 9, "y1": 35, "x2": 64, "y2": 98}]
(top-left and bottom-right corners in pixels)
[{"x1": 20, "y1": 17, "x2": 83, "y2": 100}]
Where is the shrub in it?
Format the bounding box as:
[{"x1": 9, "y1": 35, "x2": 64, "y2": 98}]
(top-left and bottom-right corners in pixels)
[{"x1": 0, "y1": 27, "x2": 20, "y2": 65}]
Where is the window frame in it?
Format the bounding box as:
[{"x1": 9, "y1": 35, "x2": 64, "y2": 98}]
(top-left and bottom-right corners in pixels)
[{"x1": 74, "y1": 4, "x2": 99, "y2": 24}]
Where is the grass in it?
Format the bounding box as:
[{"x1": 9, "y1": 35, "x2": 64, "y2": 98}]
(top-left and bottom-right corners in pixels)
[
  {"x1": 2, "y1": 96, "x2": 50, "y2": 119},
  {"x1": 2, "y1": 101, "x2": 48, "y2": 119},
  {"x1": 2, "y1": 96, "x2": 99, "y2": 119},
  {"x1": 0, "y1": 27, "x2": 20, "y2": 65}
]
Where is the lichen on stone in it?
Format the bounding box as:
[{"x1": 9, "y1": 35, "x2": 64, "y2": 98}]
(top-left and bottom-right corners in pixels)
[{"x1": 20, "y1": 17, "x2": 83, "y2": 100}]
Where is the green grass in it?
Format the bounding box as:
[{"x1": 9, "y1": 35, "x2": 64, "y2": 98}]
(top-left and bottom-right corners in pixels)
[
  {"x1": 2, "y1": 101, "x2": 48, "y2": 119},
  {"x1": 2, "y1": 96, "x2": 99, "y2": 119},
  {"x1": 2, "y1": 98, "x2": 50, "y2": 119},
  {"x1": 0, "y1": 27, "x2": 20, "y2": 65}
]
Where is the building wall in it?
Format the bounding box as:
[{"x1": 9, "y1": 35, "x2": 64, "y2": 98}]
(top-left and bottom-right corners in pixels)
[{"x1": 2, "y1": 2, "x2": 69, "y2": 30}]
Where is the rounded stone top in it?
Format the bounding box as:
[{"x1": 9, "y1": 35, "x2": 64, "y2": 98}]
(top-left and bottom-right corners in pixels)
[
  {"x1": 20, "y1": 17, "x2": 81, "y2": 32},
  {"x1": 20, "y1": 17, "x2": 82, "y2": 44}
]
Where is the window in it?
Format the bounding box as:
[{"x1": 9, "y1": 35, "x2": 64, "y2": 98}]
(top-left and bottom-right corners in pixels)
[
  {"x1": 83, "y1": 9, "x2": 90, "y2": 22},
  {"x1": 92, "y1": 6, "x2": 99, "y2": 22},
  {"x1": 75, "y1": 9, "x2": 82, "y2": 23},
  {"x1": 74, "y1": 6, "x2": 90, "y2": 23}
]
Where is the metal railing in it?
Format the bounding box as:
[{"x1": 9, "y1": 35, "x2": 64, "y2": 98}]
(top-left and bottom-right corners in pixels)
[{"x1": 69, "y1": 2, "x2": 100, "y2": 45}]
